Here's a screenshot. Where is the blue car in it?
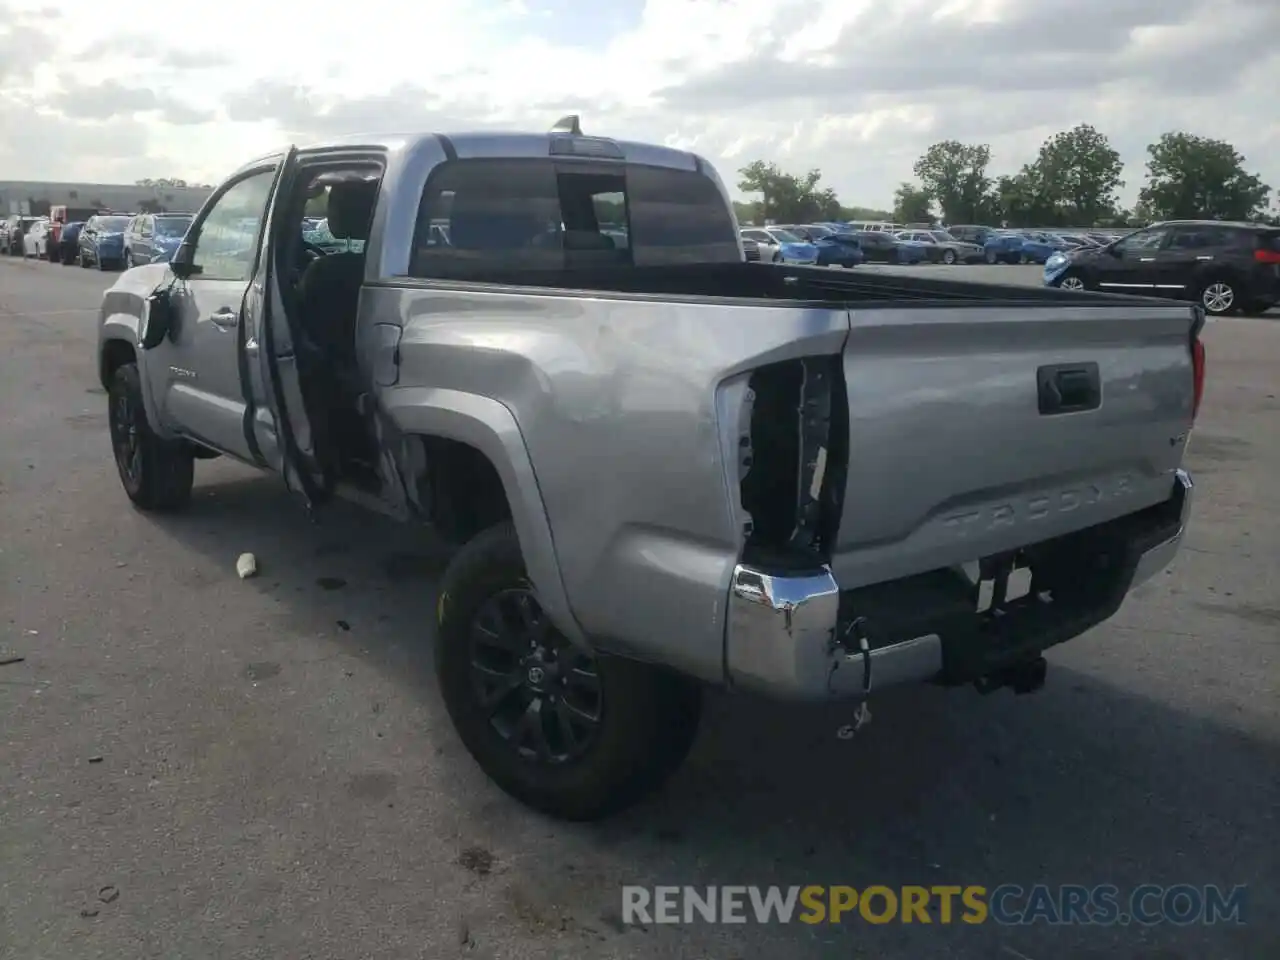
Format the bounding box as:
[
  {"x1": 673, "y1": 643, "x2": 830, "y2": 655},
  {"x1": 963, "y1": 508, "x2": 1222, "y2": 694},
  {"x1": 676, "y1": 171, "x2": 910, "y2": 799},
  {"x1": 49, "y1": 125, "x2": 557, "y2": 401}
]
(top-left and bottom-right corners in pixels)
[
  {"x1": 123, "y1": 213, "x2": 193, "y2": 267},
  {"x1": 982, "y1": 232, "x2": 1027, "y2": 264},
  {"x1": 54, "y1": 221, "x2": 85, "y2": 265},
  {"x1": 850, "y1": 230, "x2": 927, "y2": 264},
  {"x1": 784, "y1": 224, "x2": 864, "y2": 267},
  {"x1": 77, "y1": 214, "x2": 133, "y2": 270},
  {"x1": 761, "y1": 227, "x2": 820, "y2": 264},
  {"x1": 1015, "y1": 232, "x2": 1073, "y2": 265}
]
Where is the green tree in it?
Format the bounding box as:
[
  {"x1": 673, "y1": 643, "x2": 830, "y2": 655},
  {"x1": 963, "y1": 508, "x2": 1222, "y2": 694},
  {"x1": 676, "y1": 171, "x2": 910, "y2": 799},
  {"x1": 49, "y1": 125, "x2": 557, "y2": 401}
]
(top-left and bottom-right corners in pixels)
[
  {"x1": 992, "y1": 167, "x2": 1060, "y2": 227},
  {"x1": 911, "y1": 141, "x2": 993, "y2": 223},
  {"x1": 737, "y1": 161, "x2": 841, "y2": 223},
  {"x1": 1137, "y1": 132, "x2": 1271, "y2": 221},
  {"x1": 1030, "y1": 124, "x2": 1124, "y2": 225},
  {"x1": 839, "y1": 205, "x2": 894, "y2": 221},
  {"x1": 733, "y1": 200, "x2": 764, "y2": 225},
  {"x1": 893, "y1": 183, "x2": 933, "y2": 223}
]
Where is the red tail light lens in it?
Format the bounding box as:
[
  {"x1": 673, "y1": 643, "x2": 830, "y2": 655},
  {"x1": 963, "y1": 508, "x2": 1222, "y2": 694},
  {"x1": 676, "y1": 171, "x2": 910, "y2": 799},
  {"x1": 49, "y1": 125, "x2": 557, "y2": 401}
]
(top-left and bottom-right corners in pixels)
[
  {"x1": 1191, "y1": 337, "x2": 1206, "y2": 421},
  {"x1": 1254, "y1": 248, "x2": 1280, "y2": 265}
]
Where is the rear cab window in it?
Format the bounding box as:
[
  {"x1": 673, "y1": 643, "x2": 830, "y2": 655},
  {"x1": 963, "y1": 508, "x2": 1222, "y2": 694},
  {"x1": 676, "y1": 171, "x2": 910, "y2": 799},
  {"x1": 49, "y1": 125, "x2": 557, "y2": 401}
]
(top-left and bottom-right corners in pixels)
[{"x1": 408, "y1": 157, "x2": 740, "y2": 279}]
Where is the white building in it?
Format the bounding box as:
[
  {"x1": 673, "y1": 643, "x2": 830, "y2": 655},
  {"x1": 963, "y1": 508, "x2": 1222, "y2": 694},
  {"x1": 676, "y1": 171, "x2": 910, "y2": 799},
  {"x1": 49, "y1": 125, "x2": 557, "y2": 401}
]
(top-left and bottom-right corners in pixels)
[{"x1": 0, "y1": 181, "x2": 213, "y2": 216}]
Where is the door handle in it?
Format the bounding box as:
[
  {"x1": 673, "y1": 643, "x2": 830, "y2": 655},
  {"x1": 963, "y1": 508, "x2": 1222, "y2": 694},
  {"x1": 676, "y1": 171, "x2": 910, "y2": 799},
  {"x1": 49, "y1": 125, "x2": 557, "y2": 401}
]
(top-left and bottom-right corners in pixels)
[
  {"x1": 1196, "y1": 256, "x2": 1213, "y2": 261},
  {"x1": 210, "y1": 308, "x2": 238, "y2": 330},
  {"x1": 1037, "y1": 362, "x2": 1101, "y2": 415},
  {"x1": 1138, "y1": 257, "x2": 1155, "y2": 262}
]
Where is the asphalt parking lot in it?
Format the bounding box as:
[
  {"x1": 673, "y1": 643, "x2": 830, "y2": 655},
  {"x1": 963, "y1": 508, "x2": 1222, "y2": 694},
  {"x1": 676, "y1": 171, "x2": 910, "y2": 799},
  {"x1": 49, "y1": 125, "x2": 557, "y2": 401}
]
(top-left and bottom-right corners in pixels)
[{"x1": 1, "y1": 257, "x2": 1277, "y2": 960}]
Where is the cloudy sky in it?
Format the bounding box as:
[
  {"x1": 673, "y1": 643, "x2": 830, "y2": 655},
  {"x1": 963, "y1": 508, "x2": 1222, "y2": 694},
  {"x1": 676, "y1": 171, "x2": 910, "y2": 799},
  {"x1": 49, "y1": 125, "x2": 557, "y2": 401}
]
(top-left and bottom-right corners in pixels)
[{"x1": 2, "y1": 0, "x2": 1277, "y2": 209}]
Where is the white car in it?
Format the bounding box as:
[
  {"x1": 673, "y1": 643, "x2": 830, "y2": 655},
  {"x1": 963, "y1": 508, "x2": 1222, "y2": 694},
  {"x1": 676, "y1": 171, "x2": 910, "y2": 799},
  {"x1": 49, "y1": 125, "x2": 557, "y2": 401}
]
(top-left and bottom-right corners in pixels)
[{"x1": 22, "y1": 219, "x2": 52, "y2": 259}]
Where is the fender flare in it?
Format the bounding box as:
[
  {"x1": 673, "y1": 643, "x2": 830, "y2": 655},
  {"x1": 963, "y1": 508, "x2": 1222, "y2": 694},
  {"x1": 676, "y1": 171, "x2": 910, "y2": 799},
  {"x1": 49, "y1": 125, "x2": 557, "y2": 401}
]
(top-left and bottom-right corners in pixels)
[
  {"x1": 99, "y1": 313, "x2": 171, "y2": 437},
  {"x1": 382, "y1": 387, "x2": 587, "y2": 647}
]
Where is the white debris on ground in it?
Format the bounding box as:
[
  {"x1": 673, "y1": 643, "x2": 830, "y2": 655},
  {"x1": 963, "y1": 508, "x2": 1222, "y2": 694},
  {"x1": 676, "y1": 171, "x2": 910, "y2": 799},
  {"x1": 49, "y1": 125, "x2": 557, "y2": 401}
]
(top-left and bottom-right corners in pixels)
[{"x1": 236, "y1": 553, "x2": 258, "y2": 580}]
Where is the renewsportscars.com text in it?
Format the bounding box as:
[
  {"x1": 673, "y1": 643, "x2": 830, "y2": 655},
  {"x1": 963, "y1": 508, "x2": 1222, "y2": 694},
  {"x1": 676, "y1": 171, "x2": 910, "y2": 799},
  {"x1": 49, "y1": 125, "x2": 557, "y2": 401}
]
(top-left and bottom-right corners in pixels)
[{"x1": 621, "y1": 884, "x2": 1247, "y2": 927}]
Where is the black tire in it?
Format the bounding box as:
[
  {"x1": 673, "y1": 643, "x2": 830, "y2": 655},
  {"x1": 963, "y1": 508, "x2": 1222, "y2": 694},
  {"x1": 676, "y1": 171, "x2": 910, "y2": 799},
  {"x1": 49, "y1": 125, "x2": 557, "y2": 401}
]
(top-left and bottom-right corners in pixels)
[
  {"x1": 79, "y1": 251, "x2": 90, "y2": 268},
  {"x1": 984, "y1": 249, "x2": 997, "y2": 265},
  {"x1": 942, "y1": 249, "x2": 957, "y2": 265},
  {"x1": 435, "y1": 523, "x2": 701, "y2": 821},
  {"x1": 107, "y1": 362, "x2": 194, "y2": 511}
]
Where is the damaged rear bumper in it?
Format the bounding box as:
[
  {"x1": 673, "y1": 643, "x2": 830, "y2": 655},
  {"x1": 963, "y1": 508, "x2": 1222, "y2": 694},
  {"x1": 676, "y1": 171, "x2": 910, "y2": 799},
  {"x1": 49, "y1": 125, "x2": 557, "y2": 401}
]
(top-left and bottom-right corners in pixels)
[{"x1": 725, "y1": 469, "x2": 1193, "y2": 701}]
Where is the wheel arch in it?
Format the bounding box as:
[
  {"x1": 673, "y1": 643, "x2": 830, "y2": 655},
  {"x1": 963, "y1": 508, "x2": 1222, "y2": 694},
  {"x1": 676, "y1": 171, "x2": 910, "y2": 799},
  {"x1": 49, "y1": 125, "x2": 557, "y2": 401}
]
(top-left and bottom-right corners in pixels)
[{"x1": 383, "y1": 387, "x2": 587, "y2": 647}]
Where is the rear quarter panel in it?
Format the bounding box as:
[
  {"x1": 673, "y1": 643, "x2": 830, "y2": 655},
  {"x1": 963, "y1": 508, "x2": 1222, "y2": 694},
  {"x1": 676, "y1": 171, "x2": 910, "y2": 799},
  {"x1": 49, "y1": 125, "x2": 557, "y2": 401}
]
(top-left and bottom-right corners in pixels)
[{"x1": 364, "y1": 282, "x2": 848, "y2": 681}]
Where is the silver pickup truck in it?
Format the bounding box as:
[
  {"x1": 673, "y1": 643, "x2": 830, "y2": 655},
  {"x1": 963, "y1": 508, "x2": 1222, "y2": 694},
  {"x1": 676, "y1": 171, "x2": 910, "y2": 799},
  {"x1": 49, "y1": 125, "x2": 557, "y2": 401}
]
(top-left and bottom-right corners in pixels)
[{"x1": 97, "y1": 118, "x2": 1202, "y2": 821}]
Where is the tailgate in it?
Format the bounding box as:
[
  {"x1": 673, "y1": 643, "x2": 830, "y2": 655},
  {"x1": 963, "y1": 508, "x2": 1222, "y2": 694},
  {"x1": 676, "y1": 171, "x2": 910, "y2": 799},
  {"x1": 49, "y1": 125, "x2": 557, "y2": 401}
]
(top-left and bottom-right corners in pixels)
[{"x1": 828, "y1": 302, "x2": 1196, "y2": 590}]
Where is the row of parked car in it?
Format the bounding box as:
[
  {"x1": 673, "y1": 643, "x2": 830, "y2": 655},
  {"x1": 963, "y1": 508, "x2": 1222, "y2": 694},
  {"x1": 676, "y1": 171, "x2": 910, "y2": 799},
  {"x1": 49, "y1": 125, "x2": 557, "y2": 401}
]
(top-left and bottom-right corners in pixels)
[
  {"x1": 1, "y1": 211, "x2": 196, "y2": 269},
  {"x1": 0, "y1": 209, "x2": 364, "y2": 272},
  {"x1": 738, "y1": 220, "x2": 1129, "y2": 269}
]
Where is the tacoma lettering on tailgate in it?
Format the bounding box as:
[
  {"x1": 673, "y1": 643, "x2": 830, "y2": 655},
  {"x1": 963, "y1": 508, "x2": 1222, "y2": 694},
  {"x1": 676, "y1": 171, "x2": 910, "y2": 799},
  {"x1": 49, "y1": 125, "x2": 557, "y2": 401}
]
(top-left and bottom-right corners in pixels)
[{"x1": 941, "y1": 475, "x2": 1135, "y2": 538}]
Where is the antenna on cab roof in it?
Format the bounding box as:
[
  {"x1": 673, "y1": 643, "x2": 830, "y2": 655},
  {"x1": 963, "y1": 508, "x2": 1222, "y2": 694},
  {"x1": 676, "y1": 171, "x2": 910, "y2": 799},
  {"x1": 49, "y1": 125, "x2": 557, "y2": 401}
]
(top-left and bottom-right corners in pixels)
[{"x1": 550, "y1": 114, "x2": 582, "y2": 135}]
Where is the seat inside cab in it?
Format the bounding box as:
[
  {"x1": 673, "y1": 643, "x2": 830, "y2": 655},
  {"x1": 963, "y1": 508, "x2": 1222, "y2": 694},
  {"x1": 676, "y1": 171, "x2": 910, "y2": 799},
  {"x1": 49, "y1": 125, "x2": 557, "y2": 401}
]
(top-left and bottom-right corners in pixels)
[{"x1": 290, "y1": 170, "x2": 381, "y2": 486}]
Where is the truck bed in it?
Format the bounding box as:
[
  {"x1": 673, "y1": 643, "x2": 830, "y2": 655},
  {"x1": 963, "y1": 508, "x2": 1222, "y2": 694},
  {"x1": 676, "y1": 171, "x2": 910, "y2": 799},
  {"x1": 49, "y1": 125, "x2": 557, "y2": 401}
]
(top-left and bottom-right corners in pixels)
[
  {"x1": 377, "y1": 258, "x2": 1198, "y2": 680},
  {"x1": 400, "y1": 260, "x2": 1155, "y2": 308}
]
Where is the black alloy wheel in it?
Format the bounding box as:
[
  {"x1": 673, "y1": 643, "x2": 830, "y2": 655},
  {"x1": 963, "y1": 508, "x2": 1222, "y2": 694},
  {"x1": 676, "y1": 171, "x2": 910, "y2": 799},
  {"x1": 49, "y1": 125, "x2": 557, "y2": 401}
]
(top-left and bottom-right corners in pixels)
[{"x1": 468, "y1": 586, "x2": 602, "y2": 764}]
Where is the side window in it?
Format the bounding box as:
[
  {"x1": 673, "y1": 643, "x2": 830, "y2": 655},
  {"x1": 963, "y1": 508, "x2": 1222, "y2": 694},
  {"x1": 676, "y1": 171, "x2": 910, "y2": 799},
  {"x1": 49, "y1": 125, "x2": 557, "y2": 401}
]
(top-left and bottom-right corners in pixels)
[
  {"x1": 1168, "y1": 227, "x2": 1216, "y2": 250},
  {"x1": 1114, "y1": 227, "x2": 1169, "y2": 254},
  {"x1": 411, "y1": 159, "x2": 564, "y2": 277},
  {"x1": 626, "y1": 164, "x2": 739, "y2": 266},
  {"x1": 189, "y1": 169, "x2": 276, "y2": 281}
]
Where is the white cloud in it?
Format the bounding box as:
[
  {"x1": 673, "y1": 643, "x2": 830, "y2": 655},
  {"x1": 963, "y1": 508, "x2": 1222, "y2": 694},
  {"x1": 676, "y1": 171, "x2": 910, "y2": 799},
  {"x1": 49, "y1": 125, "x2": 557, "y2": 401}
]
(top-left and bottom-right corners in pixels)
[{"x1": 1, "y1": 0, "x2": 1277, "y2": 209}]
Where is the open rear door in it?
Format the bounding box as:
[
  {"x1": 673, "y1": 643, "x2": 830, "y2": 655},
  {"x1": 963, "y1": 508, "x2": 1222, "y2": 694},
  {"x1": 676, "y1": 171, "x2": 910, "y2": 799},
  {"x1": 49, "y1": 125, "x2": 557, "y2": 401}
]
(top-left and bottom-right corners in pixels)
[{"x1": 240, "y1": 146, "x2": 334, "y2": 511}]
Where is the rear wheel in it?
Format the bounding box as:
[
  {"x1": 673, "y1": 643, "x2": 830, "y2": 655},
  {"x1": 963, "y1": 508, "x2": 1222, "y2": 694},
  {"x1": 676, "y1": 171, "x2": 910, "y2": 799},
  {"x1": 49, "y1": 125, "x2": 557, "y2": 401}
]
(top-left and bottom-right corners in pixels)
[
  {"x1": 984, "y1": 249, "x2": 997, "y2": 265},
  {"x1": 435, "y1": 523, "x2": 702, "y2": 821},
  {"x1": 1199, "y1": 279, "x2": 1237, "y2": 316},
  {"x1": 108, "y1": 362, "x2": 194, "y2": 511}
]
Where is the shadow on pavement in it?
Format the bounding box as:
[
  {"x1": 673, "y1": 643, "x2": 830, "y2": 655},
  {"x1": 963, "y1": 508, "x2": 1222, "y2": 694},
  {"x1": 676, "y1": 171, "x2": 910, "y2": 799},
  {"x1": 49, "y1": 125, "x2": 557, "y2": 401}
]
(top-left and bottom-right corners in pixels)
[{"x1": 146, "y1": 469, "x2": 1278, "y2": 960}]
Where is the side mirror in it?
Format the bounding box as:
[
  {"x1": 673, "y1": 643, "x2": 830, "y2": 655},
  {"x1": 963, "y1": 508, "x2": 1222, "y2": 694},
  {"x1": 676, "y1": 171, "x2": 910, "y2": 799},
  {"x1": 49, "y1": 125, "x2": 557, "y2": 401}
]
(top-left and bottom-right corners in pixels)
[
  {"x1": 1107, "y1": 245, "x2": 1123, "y2": 258},
  {"x1": 141, "y1": 284, "x2": 176, "y2": 350},
  {"x1": 169, "y1": 240, "x2": 202, "y2": 279}
]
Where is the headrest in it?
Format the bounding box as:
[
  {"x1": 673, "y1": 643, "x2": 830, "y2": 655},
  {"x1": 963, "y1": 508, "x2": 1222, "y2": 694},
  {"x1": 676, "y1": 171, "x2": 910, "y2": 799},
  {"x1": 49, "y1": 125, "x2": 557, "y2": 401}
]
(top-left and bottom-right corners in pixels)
[
  {"x1": 326, "y1": 180, "x2": 378, "y2": 241},
  {"x1": 447, "y1": 192, "x2": 547, "y2": 250}
]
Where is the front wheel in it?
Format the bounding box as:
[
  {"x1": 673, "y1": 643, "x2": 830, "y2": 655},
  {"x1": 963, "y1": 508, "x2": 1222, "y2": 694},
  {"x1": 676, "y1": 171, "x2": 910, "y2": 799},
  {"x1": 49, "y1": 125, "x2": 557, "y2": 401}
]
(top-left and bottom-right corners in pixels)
[
  {"x1": 1057, "y1": 271, "x2": 1088, "y2": 292},
  {"x1": 1199, "y1": 279, "x2": 1237, "y2": 316},
  {"x1": 942, "y1": 249, "x2": 957, "y2": 265},
  {"x1": 434, "y1": 523, "x2": 702, "y2": 821},
  {"x1": 108, "y1": 362, "x2": 194, "y2": 511}
]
